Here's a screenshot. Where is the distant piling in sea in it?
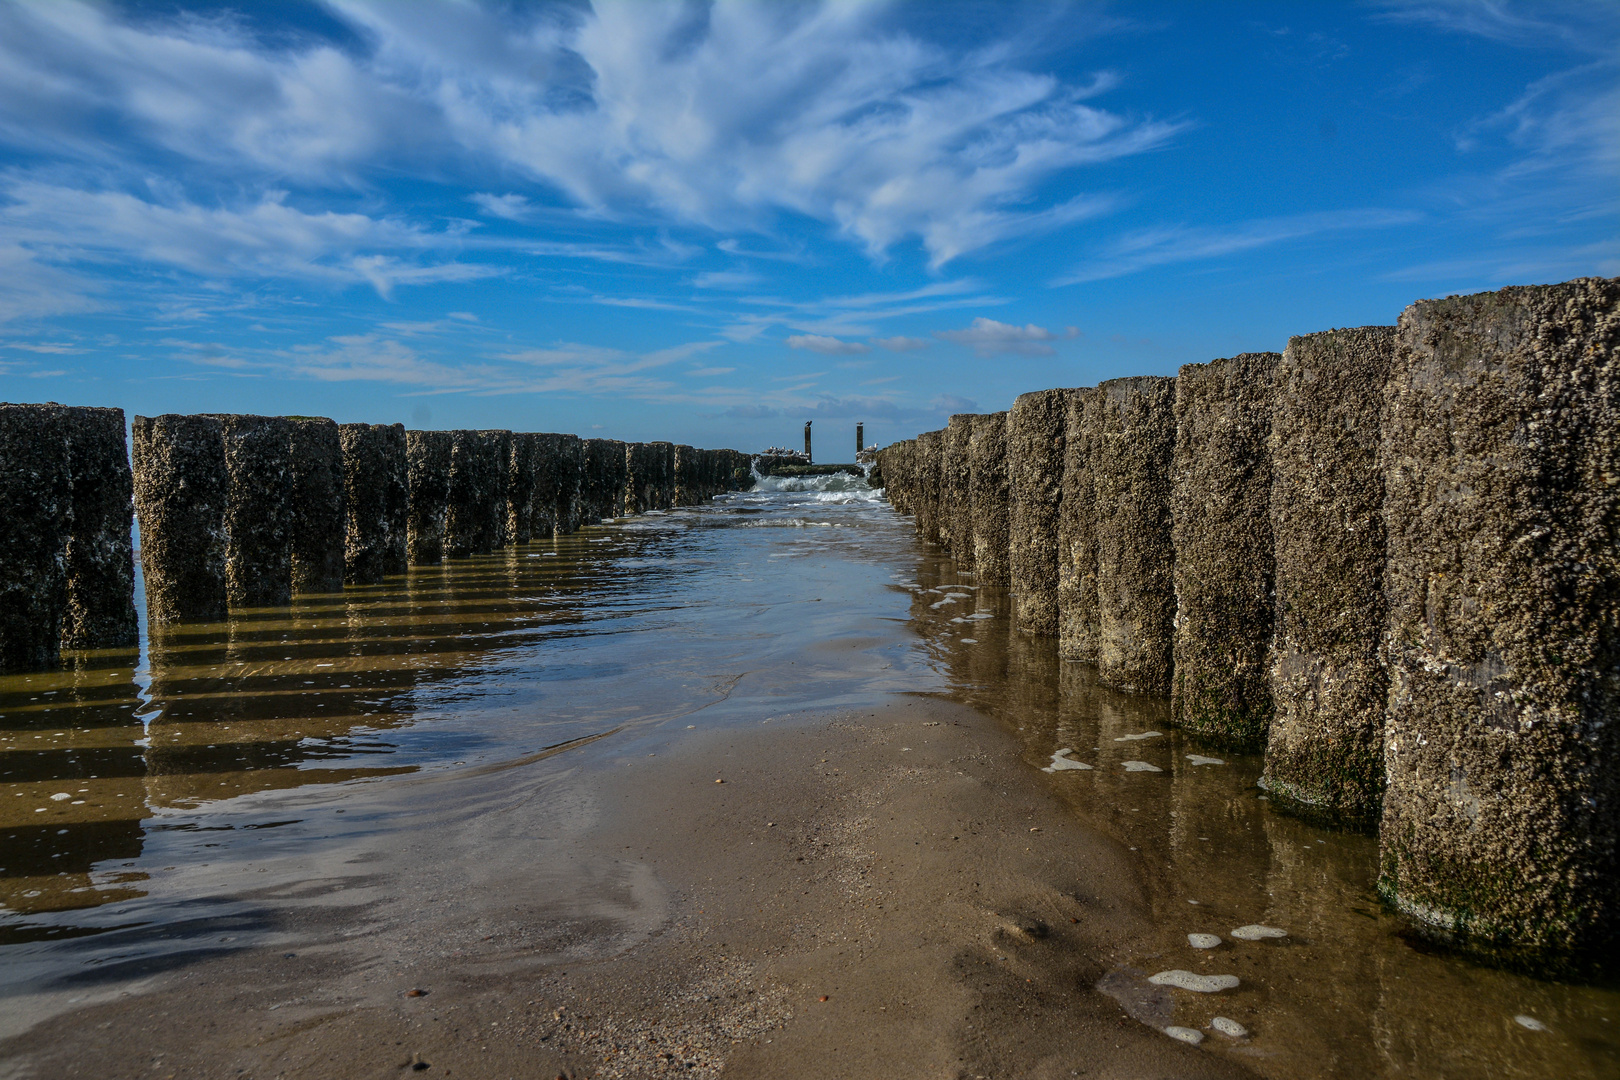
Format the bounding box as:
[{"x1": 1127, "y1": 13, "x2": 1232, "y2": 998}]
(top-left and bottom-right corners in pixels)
[{"x1": 875, "y1": 275, "x2": 1620, "y2": 958}]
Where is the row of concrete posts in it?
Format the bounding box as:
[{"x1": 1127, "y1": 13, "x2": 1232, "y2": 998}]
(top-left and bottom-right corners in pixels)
[
  {"x1": 0, "y1": 410, "x2": 752, "y2": 657},
  {"x1": 876, "y1": 277, "x2": 1619, "y2": 956}
]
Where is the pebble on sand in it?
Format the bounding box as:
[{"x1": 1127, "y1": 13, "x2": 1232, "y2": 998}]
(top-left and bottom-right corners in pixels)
[
  {"x1": 1211, "y1": 1016, "x2": 1248, "y2": 1038},
  {"x1": 1148, "y1": 970, "x2": 1240, "y2": 993},
  {"x1": 1230, "y1": 925, "x2": 1287, "y2": 941},
  {"x1": 1188, "y1": 933, "x2": 1221, "y2": 949},
  {"x1": 1165, "y1": 1026, "x2": 1204, "y2": 1045},
  {"x1": 1122, "y1": 761, "x2": 1163, "y2": 772}
]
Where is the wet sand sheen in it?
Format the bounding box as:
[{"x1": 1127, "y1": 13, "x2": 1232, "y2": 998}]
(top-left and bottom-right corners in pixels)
[{"x1": 0, "y1": 477, "x2": 1615, "y2": 1078}]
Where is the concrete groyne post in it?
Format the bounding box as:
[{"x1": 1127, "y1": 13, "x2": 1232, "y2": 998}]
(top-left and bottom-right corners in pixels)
[
  {"x1": 445, "y1": 430, "x2": 504, "y2": 557},
  {"x1": 1007, "y1": 389, "x2": 1071, "y2": 634},
  {"x1": 288, "y1": 418, "x2": 346, "y2": 593},
  {"x1": 405, "y1": 430, "x2": 452, "y2": 565},
  {"x1": 674, "y1": 444, "x2": 696, "y2": 505},
  {"x1": 132, "y1": 413, "x2": 229, "y2": 624},
  {"x1": 969, "y1": 413, "x2": 1010, "y2": 585},
  {"x1": 1169, "y1": 353, "x2": 1280, "y2": 745},
  {"x1": 340, "y1": 422, "x2": 408, "y2": 583},
  {"x1": 529, "y1": 433, "x2": 562, "y2": 538},
  {"x1": 1092, "y1": 377, "x2": 1177, "y2": 694},
  {"x1": 555, "y1": 435, "x2": 586, "y2": 533},
  {"x1": 1261, "y1": 327, "x2": 1396, "y2": 821},
  {"x1": 1058, "y1": 389, "x2": 1099, "y2": 662},
  {"x1": 62, "y1": 406, "x2": 138, "y2": 649},
  {"x1": 583, "y1": 438, "x2": 626, "y2": 522},
  {"x1": 507, "y1": 432, "x2": 539, "y2": 545},
  {"x1": 914, "y1": 430, "x2": 944, "y2": 545},
  {"x1": 942, "y1": 415, "x2": 975, "y2": 568},
  {"x1": 483, "y1": 431, "x2": 515, "y2": 547},
  {"x1": 218, "y1": 415, "x2": 294, "y2": 609},
  {"x1": 1377, "y1": 279, "x2": 1619, "y2": 951},
  {"x1": 654, "y1": 441, "x2": 676, "y2": 509},
  {"x1": 0, "y1": 404, "x2": 73, "y2": 670}
]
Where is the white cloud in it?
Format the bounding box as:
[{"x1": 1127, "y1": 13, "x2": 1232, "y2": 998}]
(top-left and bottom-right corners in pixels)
[
  {"x1": 787, "y1": 334, "x2": 870, "y2": 355},
  {"x1": 872, "y1": 335, "x2": 930, "y2": 352},
  {"x1": 692, "y1": 270, "x2": 764, "y2": 290},
  {"x1": 1053, "y1": 209, "x2": 1420, "y2": 285},
  {"x1": 0, "y1": 1, "x2": 1173, "y2": 267},
  {"x1": 936, "y1": 317, "x2": 1077, "y2": 358},
  {"x1": 0, "y1": 180, "x2": 496, "y2": 299}
]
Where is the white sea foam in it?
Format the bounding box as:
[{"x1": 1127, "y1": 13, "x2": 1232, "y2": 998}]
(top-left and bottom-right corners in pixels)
[
  {"x1": 1230, "y1": 925, "x2": 1287, "y2": 941},
  {"x1": 1149, "y1": 970, "x2": 1239, "y2": 992},
  {"x1": 1042, "y1": 748, "x2": 1092, "y2": 773},
  {"x1": 1211, "y1": 1016, "x2": 1248, "y2": 1037},
  {"x1": 1514, "y1": 1015, "x2": 1548, "y2": 1031},
  {"x1": 1122, "y1": 761, "x2": 1163, "y2": 772},
  {"x1": 1186, "y1": 754, "x2": 1225, "y2": 766},
  {"x1": 1164, "y1": 1026, "x2": 1204, "y2": 1044},
  {"x1": 1188, "y1": 933, "x2": 1221, "y2": 949},
  {"x1": 1114, "y1": 731, "x2": 1163, "y2": 742}
]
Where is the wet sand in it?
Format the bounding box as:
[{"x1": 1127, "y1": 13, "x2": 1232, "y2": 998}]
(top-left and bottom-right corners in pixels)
[{"x1": 0, "y1": 697, "x2": 1248, "y2": 1080}]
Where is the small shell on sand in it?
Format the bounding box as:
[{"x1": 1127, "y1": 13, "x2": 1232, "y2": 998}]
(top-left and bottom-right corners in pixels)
[
  {"x1": 1164, "y1": 1026, "x2": 1203, "y2": 1044},
  {"x1": 1149, "y1": 970, "x2": 1239, "y2": 992},
  {"x1": 1514, "y1": 1015, "x2": 1548, "y2": 1032},
  {"x1": 1114, "y1": 731, "x2": 1163, "y2": 742},
  {"x1": 1211, "y1": 1016, "x2": 1248, "y2": 1037},
  {"x1": 1188, "y1": 933, "x2": 1221, "y2": 949},
  {"x1": 1230, "y1": 925, "x2": 1287, "y2": 941},
  {"x1": 1122, "y1": 761, "x2": 1163, "y2": 772}
]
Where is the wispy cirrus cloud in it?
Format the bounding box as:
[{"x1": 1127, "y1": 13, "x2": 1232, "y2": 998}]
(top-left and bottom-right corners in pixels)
[
  {"x1": 787, "y1": 334, "x2": 870, "y2": 355},
  {"x1": 1053, "y1": 208, "x2": 1419, "y2": 285}
]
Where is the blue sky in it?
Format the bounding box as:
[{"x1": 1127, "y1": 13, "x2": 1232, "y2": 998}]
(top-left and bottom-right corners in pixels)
[{"x1": 0, "y1": 1, "x2": 1614, "y2": 452}]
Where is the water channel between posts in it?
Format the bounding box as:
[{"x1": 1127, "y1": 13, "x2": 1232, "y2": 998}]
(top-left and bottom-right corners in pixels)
[{"x1": 0, "y1": 473, "x2": 1615, "y2": 1078}]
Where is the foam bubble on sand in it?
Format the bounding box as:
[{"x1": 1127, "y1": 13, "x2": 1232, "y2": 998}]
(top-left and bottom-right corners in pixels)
[
  {"x1": 1186, "y1": 754, "x2": 1226, "y2": 766},
  {"x1": 1188, "y1": 933, "x2": 1221, "y2": 949},
  {"x1": 1514, "y1": 1015, "x2": 1548, "y2": 1032},
  {"x1": 1114, "y1": 731, "x2": 1163, "y2": 742},
  {"x1": 1230, "y1": 925, "x2": 1287, "y2": 941},
  {"x1": 1149, "y1": 970, "x2": 1239, "y2": 993},
  {"x1": 50, "y1": 792, "x2": 71, "y2": 801},
  {"x1": 1041, "y1": 749, "x2": 1093, "y2": 773},
  {"x1": 1164, "y1": 1026, "x2": 1203, "y2": 1045},
  {"x1": 1211, "y1": 1016, "x2": 1248, "y2": 1038},
  {"x1": 1122, "y1": 761, "x2": 1163, "y2": 772},
  {"x1": 960, "y1": 638, "x2": 979, "y2": 644}
]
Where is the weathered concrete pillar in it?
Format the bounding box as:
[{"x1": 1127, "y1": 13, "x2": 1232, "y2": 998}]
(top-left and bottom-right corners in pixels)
[
  {"x1": 674, "y1": 444, "x2": 696, "y2": 506},
  {"x1": 653, "y1": 441, "x2": 676, "y2": 509},
  {"x1": 1007, "y1": 389, "x2": 1071, "y2": 634},
  {"x1": 730, "y1": 449, "x2": 752, "y2": 491},
  {"x1": 1260, "y1": 327, "x2": 1395, "y2": 822},
  {"x1": 583, "y1": 438, "x2": 626, "y2": 522},
  {"x1": 1057, "y1": 390, "x2": 1099, "y2": 662},
  {"x1": 555, "y1": 434, "x2": 586, "y2": 534},
  {"x1": 288, "y1": 418, "x2": 345, "y2": 593},
  {"x1": 0, "y1": 404, "x2": 72, "y2": 669},
  {"x1": 507, "y1": 432, "x2": 539, "y2": 544},
  {"x1": 133, "y1": 413, "x2": 228, "y2": 624},
  {"x1": 941, "y1": 414, "x2": 975, "y2": 568},
  {"x1": 969, "y1": 413, "x2": 1009, "y2": 586},
  {"x1": 913, "y1": 429, "x2": 944, "y2": 545},
  {"x1": 340, "y1": 422, "x2": 408, "y2": 583},
  {"x1": 1378, "y1": 278, "x2": 1619, "y2": 951},
  {"x1": 444, "y1": 429, "x2": 503, "y2": 557},
  {"x1": 216, "y1": 414, "x2": 294, "y2": 609},
  {"x1": 62, "y1": 406, "x2": 138, "y2": 649},
  {"x1": 624, "y1": 442, "x2": 658, "y2": 515},
  {"x1": 1091, "y1": 377, "x2": 1176, "y2": 694},
  {"x1": 405, "y1": 430, "x2": 452, "y2": 565},
  {"x1": 529, "y1": 433, "x2": 562, "y2": 538},
  {"x1": 482, "y1": 430, "x2": 514, "y2": 546},
  {"x1": 1169, "y1": 353, "x2": 1280, "y2": 745}
]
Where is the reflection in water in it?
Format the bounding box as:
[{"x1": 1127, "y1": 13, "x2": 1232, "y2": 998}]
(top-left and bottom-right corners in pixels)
[
  {"x1": 1, "y1": 474, "x2": 1615, "y2": 1077},
  {"x1": 906, "y1": 550, "x2": 1619, "y2": 1080}
]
